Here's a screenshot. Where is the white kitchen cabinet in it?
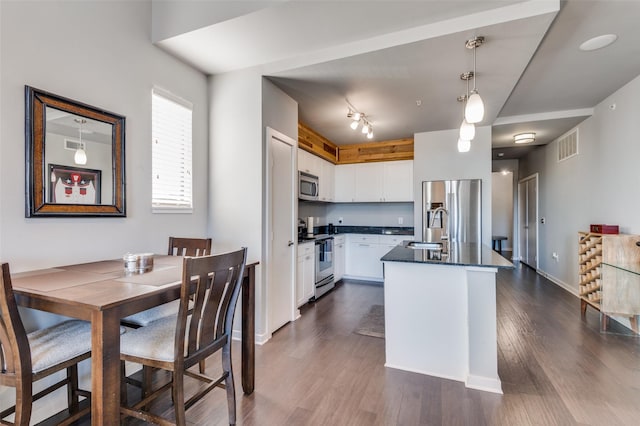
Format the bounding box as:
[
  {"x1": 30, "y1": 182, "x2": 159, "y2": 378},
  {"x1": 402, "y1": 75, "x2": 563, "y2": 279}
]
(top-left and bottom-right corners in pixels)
[
  {"x1": 344, "y1": 234, "x2": 414, "y2": 281},
  {"x1": 354, "y1": 163, "x2": 384, "y2": 202},
  {"x1": 334, "y1": 164, "x2": 356, "y2": 202},
  {"x1": 319, "y1": 158, "x2": 335, "y2": 202},
  {"x1": 334, "y1": 235, "x2": 346, "y2": 281},
  {"x1": 382, "y1": 160, "x2": 413, "y2": 202},
  {"x1": 298, "y1": 148, "x2": 320, "y2": 176},
  {"x1": 296, "y1": 242, "x2": 315, "y2": 307},
  {"x1": 335, "y1": 160, "x2": 413, "y2": 203}
]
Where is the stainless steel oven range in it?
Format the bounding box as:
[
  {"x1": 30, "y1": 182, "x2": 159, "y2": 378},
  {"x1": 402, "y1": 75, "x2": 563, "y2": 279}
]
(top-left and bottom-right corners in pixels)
[{"x1": 314, "y1": 235, "x2": 335, "y2": 299}]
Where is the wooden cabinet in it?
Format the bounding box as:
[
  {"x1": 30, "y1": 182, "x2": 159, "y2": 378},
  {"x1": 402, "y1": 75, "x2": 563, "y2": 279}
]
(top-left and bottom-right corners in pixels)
[
  {"x1": 578, "y1": 231, "x2": 640, "y2": 332},
  {"x1": 334, "y1": 235, "x2": 345, "y2": 282},
  {"x1": 335, "y1": 161, "x2": 413, "y2": 203},
  {"x1": 296, "y1": 242, "x2": 315, "y2": 307}
]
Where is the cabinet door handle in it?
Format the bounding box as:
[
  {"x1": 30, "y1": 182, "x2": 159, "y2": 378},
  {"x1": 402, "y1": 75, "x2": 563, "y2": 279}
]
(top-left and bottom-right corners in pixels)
[
  {"x1": 288, "y1": 241, "x2": 294, "y2": 246},
  {"x1": 359, "y1": 244, "x2": 370, "y2": 247}
]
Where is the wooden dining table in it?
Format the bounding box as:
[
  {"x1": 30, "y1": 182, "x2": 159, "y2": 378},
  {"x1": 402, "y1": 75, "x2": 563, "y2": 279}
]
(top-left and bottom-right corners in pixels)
[{"x1": 11, "y1": 255, "x2": 257, "y2": 425}]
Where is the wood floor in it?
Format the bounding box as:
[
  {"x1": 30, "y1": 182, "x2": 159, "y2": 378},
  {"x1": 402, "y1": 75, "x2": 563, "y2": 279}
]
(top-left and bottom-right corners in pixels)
[{"x1": 79, "y1": 262, "x2": 640, "y2": 425}]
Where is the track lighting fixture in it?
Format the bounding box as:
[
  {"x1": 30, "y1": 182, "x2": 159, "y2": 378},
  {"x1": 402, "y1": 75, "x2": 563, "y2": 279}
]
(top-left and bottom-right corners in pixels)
[{"x1": 346, "y1": 108, "x2": 373, "y2": 139}]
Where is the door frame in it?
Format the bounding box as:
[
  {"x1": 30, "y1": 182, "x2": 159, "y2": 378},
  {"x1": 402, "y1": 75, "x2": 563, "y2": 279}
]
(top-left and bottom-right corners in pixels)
[
  {"x1": 264, "y1": 126, "x2": 297, "y2": 339},
  {"x1": 517, "y1": 173, "x2": 539, "y2": 269}
]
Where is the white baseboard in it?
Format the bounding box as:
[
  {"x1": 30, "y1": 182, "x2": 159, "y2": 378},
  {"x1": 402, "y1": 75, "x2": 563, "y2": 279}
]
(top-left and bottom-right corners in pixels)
[
  {"x1": 231, "y1": 330, "x2": 271, "y2": 345},
  {"x1": 536, "y1": 269, "x2": 577, "y2": 296},
  {"x1": 465, "y1": 374, "x2": 503, "y2": 394},
  {"x1": 342, "y1": 274, "x2": 383, "y2": 282}
]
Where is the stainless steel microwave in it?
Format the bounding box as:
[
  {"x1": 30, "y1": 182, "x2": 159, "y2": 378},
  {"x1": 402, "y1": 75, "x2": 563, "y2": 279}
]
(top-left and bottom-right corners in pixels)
[{"x1": 299, "y1": 171, "x2": 319, "y2": 201}]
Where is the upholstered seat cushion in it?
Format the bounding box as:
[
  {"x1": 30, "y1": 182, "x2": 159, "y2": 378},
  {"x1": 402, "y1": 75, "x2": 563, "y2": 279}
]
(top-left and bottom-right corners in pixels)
[
  {"x1": 28, "y1": 320, "x2": 92, "y2": 374},
  {"x1": 120, "y1": 315, "x2": 195, "y2": 362},
  {"x1": 121, "y1": 300, "x2": 182, "y2": 327}
]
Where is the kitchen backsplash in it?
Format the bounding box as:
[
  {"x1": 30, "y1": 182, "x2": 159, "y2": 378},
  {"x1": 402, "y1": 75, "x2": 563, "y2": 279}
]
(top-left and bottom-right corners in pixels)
[{"x1": 298, "y1": 201, "x2": 414, "y2": 228}]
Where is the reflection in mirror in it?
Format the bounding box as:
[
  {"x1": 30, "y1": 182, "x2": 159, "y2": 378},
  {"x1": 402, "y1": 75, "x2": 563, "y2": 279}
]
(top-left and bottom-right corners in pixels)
[
  {"x1": 25, "y1": 86, "x2": 126, "y2": 217},
  {"x1": 44, "y1": 108, "x2": 114, "y2": 205}
]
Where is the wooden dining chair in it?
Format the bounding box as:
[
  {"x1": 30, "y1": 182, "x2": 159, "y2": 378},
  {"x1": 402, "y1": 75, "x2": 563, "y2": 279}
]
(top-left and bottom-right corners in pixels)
[
  {"x1": 120, "y1": 237, "x2": 212, "y2": 329},
  {"x1": 119, "y1": 248, "x2": 247, "y2": 426},
  {"x1": 0, "y1": 263, "x2": 92, "y2": 426}
]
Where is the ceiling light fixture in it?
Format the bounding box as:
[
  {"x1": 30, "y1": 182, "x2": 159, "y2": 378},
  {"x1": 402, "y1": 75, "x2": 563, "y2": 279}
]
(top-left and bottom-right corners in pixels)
[
  {"x1": 464, "y1": 36, "x2": 485, "y2": 124},
  {"x1": 458, "y1": 90, "x2": 475, "y2": 141},
  {"x1": 346, "y1": 107, "x2": 373, "y2": 139},
  {"x1": 73, "y1": 118, "x2": 87, "y2": 165},
  {"x1": 579, "y1": 34, "x2": 617, "y2": 51},
  {"x1": 514, "y1": 132, "x2": 536, "y2": 144}
]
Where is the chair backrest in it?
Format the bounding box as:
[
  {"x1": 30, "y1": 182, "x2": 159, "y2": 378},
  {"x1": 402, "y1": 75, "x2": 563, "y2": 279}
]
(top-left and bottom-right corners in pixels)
[
  {"x1": 168, "y1": 237, "x2": 212, "y2": 257},
  {"x1": 174, "y1": 248, "x2": 247, "y2": 367},
  {"x1": 0, "y1": 263, "x2": 32, "y2": 385}
]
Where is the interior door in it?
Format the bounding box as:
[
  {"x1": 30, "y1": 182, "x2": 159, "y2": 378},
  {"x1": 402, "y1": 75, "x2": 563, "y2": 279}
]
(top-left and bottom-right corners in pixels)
[
  {"x1": 267, "y1": 128, "x2": 296, "y2": 334},
  {"x1": 518, "y1": 174, "x2": 538, "y2": 268}
]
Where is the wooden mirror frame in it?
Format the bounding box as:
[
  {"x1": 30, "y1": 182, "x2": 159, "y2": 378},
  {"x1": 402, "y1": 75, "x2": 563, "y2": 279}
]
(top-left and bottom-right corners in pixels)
[{"x1": 25, "y1": 86, "x2": 126, "y2": 217}]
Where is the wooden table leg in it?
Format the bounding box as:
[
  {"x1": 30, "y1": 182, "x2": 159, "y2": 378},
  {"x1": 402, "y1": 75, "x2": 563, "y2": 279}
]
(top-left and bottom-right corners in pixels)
[
  {"x1": 241, "y1": 264, "x2": 256, "y2": 395},
  {"x1": 91, "y1": 310, "x2": 122, "y2": 425}
]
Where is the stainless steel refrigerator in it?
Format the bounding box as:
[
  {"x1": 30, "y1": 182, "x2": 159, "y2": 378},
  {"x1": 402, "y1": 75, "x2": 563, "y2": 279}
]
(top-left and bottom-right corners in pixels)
[{"x1": 422, "y1": 179, "x2": 482, "y2": 244}]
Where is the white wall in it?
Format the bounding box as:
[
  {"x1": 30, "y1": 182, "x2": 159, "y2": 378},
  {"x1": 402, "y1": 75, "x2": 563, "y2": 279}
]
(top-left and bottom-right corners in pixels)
[
  {"x1": 491, "y1": 172, "x2": 513, "y2": 251},
  {"x1": 519, "y1": 73, "x2": 640, "y2": 297},
  {"x1": 327, "y1": 202, "x2": 414, "y2": 227},
  {"x1": 0, "y1": 0, "x2": 208, "y2": 420},
  {"x1": 413, "y1": 126, "x2": 492, "y2": 246}
]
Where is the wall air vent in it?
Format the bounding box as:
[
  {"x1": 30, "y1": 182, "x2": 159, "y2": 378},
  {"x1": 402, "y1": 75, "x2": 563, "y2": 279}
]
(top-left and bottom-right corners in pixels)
[
  {"x1": 64, "y1": 139, "x2": 82, "y2": 151},
  {"x1": 557, "y1": 129, "x2": 578, "y2": 162}
]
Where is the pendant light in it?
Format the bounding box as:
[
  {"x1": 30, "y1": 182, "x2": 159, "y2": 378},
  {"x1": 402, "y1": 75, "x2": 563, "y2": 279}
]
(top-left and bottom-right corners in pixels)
[
  {"x1": 464, "y1": 36, "x2": 485, "y2": 124},
  {"x1": 74, "y1": 118, "x2": 87, "y2": 165},
  {"x1": 458, "y1": 79, "x2": 475, "y2": 141},
  {"x1": 457, "y1": 138, "x2": 471, "y2": 153}
]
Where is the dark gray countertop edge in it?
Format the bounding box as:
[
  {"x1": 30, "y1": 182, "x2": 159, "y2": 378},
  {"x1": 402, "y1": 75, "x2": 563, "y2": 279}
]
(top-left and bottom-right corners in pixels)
[
  {"x1": 315, "y1": 225, "x2": 414, "y2": 236},
  {"x1": 381, "y1": 242, "x2": 515, "y2": 269}
]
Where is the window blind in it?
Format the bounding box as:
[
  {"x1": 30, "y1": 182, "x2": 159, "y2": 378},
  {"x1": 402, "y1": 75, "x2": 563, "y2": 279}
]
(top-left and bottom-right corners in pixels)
[{"x1": 152, "y1": 88, "x2": 193, "y2": 212}]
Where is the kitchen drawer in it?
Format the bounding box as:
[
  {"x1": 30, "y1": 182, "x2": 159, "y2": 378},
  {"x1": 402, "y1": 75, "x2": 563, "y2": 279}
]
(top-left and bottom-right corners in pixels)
[
  {"x1": 348, "y1": 234, "x2": 380, "y2": 244},
  {"x1": 297, "y1": 241, "x2": 314, "y2": 258},
  {"x1": 333, "y1": 235, "x2": 346, "y2": 244},
  {"x1": 379, "y1": 235, "x2": 413, "y2": 246}
]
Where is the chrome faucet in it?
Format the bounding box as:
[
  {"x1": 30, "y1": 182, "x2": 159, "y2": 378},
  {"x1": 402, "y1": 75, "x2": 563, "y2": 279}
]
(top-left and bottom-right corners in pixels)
[{"x1": 429, "y1": 206, "x2": 449, "y2": 241}]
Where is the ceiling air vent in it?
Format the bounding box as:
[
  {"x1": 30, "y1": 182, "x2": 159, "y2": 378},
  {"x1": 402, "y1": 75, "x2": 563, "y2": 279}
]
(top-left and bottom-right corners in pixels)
[
  {"x1": 557, "y1": 129, "x2": 578, "y2": 162},
  {"x1": 64, "y1": 139, "x2": 81, "y2": 151}
]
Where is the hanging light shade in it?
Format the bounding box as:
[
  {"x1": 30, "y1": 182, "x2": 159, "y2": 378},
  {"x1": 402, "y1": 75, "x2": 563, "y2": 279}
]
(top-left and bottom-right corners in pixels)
[
  {"x1": 459, "y1": 118, "x2": 475, "y2": 141},
  {"x1": 352, "y1": 112, "x2": 361, "y2": 121},
  {"x1": 457, "y1": 138, "x2": 471, "y2": 153},
  {"x1": 367, "y1": 129, "x2": 373, "y2": 139},
  {"x1": 465, "y1": 90, "x2": 484, "y2": 124},
  {"x1": 361, "y1": 121, "x2": 369, "y2": 134},
  {"x1": 350, "y1": 120, "x2": 359, "y2": 130},
  {"x1": 74, "y1": 118, "x2": 88, "y2": 165}
]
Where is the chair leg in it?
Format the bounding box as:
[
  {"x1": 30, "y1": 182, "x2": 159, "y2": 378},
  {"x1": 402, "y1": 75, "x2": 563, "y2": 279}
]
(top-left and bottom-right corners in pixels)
[
  {"x1": 14, "y1": 379, "x2": 33, "y2": 426},
  {"x1": 222, "y1": 343, "x2": 236, "y2": 425},
  {"x1": 120, "y1": 361, "x2": 128, "y2": 406},
  {"x1": 199, "y1": 360, "x2": 206, "y2": 374},
  {"x1": 172, "y1": 370, "x2": 186, "y2": 426},
  {"x1": 67, "y1": 364, "x2": 80, "y2": 414}
]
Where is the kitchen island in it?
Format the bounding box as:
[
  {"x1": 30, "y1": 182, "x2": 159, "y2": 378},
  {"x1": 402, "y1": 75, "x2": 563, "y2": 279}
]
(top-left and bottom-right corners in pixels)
[{"x1": 381, "y1": 241, "x2": 513, "y2": 394}]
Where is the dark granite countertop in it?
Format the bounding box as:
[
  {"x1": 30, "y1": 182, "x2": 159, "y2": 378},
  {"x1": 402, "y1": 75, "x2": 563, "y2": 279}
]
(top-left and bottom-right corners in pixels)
[
  {"x1": 381, "y1": 241, "x2": 514, "y2": 269},
  {"x1": 314, "y1": 225, "x2": 414, "y2": 236}
]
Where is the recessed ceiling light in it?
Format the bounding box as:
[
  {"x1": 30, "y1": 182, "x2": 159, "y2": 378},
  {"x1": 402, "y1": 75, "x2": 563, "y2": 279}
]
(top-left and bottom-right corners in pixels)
[{"x1": 579, "y1": 34, "x2": 617, "y2": 51}]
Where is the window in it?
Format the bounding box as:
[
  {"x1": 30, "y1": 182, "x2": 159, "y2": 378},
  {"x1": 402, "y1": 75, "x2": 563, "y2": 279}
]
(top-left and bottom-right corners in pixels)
[{"x1": 152, "y1": 88, "x2": 193, "y2": 213}]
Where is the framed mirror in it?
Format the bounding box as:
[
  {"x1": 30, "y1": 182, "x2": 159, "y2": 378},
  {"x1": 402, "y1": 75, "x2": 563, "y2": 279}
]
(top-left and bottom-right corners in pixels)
[{"x1": 25, "y1": 86, "x2": 126, "y2": 217}]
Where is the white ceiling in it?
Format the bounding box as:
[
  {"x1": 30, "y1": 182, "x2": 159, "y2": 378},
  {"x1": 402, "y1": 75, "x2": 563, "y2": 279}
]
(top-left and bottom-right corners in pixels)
[{"x1": 153, "y1": 0, "x2": 640, "y2": 159}]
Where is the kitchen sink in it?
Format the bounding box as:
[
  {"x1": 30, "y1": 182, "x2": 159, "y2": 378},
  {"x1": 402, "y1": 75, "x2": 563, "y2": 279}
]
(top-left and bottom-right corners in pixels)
[{"x1": 406, "y1": 241, "x2": 445, "y2": 250}]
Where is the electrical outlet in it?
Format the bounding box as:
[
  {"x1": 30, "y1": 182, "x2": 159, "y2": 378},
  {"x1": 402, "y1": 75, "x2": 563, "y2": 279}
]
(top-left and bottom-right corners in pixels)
[
  {"x1": 552, "y1": 252, "x2": 559, "y2": 261},
  {"x1": 541, "y1": 217, "x2": 546, "y2": 224},
  {"x1": 398, "y1": 217, "x2": 404, "y2": 225}
]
